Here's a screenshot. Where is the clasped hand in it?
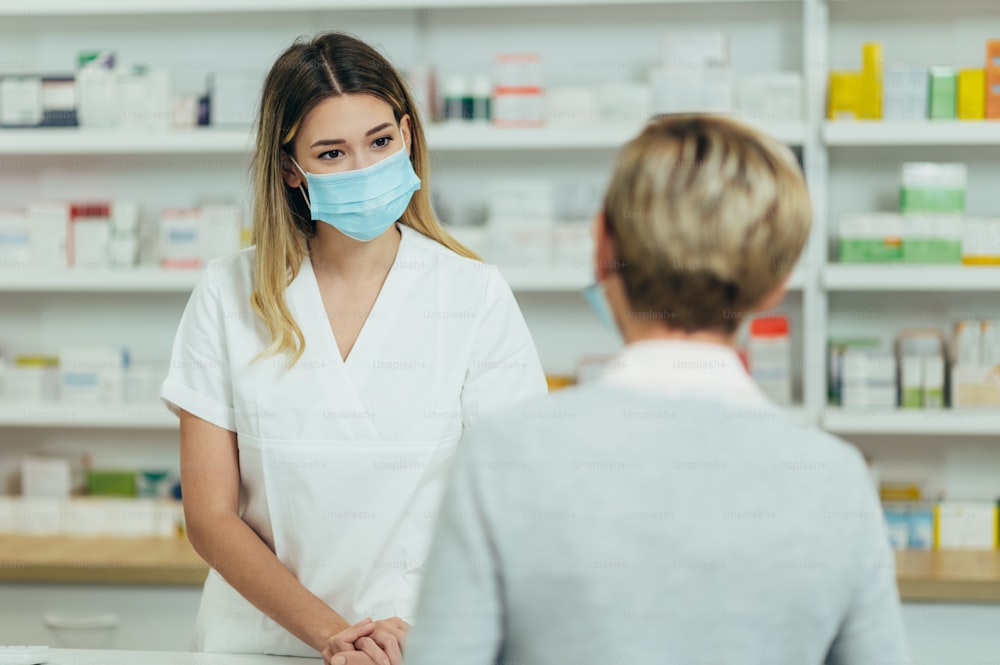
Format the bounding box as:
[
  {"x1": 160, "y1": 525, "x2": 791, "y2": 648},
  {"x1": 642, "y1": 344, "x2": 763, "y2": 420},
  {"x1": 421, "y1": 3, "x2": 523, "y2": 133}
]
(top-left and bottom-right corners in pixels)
[{"x1": 323, "y1": 616, "x2": 410, "y2": 665}]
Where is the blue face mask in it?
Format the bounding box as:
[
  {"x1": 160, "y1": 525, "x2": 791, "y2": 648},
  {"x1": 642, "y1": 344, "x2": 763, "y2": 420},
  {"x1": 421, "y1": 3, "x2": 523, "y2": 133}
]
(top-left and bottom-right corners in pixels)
[
  {"x1": 582, "y1": 282, "x2": 619, "y2": 335},
  {"x1": 291, "y1": 139, "x2": 421, "y2": 242}
]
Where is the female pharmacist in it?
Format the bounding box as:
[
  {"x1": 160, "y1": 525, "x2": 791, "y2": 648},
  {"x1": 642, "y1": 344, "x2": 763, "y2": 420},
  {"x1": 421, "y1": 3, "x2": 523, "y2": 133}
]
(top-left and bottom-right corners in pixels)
[
  {"x1": 161, "y1": 33, "x2": 545, "y2": 665},
  {"x1": 405, "y1": 115, "x2": 910, "y2": 665}
]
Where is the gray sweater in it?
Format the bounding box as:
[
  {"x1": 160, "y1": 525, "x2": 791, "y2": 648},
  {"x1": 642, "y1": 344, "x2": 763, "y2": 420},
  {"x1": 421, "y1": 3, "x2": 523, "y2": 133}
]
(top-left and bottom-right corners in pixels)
[{"x1": 405, "y1": 383, "x2": 910, "y2": 665}]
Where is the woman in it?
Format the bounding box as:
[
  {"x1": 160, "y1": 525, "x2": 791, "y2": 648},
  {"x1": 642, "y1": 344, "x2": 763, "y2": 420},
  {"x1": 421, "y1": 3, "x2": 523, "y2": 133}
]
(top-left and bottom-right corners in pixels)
[{"x1": 161, "y1": 32, "x2": 546, "y2": 665}]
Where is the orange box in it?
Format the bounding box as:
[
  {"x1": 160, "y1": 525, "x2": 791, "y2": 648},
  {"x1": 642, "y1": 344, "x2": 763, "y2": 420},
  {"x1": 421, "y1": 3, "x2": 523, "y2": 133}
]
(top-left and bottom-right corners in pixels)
[
  {"x1": 989, "y1": 70, "x2": 1000, "y2": 119},
  {"x1": 987, "y1": 39, "x2": 1000, "y2": 72}
]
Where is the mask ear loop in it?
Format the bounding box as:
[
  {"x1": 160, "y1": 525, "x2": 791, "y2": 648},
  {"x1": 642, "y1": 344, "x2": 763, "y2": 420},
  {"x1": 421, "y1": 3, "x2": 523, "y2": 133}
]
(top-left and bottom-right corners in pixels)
[{"x1": 287, "y1": 154, "x2": 311, "y2": 208}]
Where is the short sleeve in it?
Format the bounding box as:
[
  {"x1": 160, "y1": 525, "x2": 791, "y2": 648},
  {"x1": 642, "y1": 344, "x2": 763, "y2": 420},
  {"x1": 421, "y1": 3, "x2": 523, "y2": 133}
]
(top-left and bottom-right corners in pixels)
[
  {"x1": 160, "y1": 267, "x2": 236, "y2": 431},
  {"x1": 461, "y1": 269, "x2": 548, "y2": 429}
]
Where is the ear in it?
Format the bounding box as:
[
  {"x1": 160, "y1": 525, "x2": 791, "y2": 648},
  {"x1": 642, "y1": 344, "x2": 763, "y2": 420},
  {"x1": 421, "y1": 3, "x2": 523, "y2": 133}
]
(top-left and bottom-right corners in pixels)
[
  {"x1": 281, "y1": 150, "x2": 303, "y2": 189},
  {"x1": 755, "y1": 273, "x2": 791, "y2": 313},
  {"x1": 399, "y1": 114, "x2": 412, "y2": 155},
  {"x1": 592, "y1": 211, "x2": 617, "y2": 282}
]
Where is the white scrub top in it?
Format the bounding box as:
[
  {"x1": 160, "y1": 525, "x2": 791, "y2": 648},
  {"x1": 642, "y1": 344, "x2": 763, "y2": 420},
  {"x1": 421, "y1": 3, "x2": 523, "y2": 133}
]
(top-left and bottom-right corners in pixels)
[{"x1": 161, "y1": 223, "x2": 547, "y2": 656}]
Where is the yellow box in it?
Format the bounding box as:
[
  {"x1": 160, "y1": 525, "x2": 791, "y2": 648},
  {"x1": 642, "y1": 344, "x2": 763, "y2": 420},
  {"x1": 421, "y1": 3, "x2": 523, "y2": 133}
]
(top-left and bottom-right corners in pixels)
[
  {"x1": 828, "y1": 71, "x2": 863, "y2": 120},
  {"x1": 958, "y1": 69, "x2": 986, "y2": 120},
  {"x1": 860, "y1": 43, "x2": 883, "y2": 119}
]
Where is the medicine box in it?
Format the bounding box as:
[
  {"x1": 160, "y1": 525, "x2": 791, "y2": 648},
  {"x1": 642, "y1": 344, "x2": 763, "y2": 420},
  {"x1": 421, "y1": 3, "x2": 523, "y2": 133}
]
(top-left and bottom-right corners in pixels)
[
  {"x1": 28, "y1": 202, "x2": 70, "y2": 269},
  {"x1": 901, "y1": 215, "x2": 962, "y2": 264},
  {"x1": 493, "y1": 54, "x2": 544, "y2": 128},
  {"x1": 210, "y1": 71, "x2": 264, "y2": 127},
  {"x1": 838, "y1": 213, "x2": 903, "y2": 263},
  {"x1": 860, "y1": 43, "x2": 883, "y2": 120},
  {"x1": 0, "y1": 211, "x2": 30, "y2": 270},
  {"x1": 828, "y1": 72, "x2": 862, "y2": 120},
  {"x1": 662, "y1": 31, "x2": 729, "y2": 68},
  {"x1": 738, "y1": 73, "x2": 803, "y2": 122},
  {"x1": 935, "y1": 501, "x2": 998, "y2": 550},
  {"x1": 21, "y1": 456, "x2": 79, "y2": 499},
  {"x1": 899, "y1": 163, "x2": 966, "y2": 215},
  {"x1": 928, "y1": 67, "x2": 958, "y2": 120},
  {"x1": 0, "y1": 75, "x2": 43, "y2": 127},
  {"x1": 962, "y1": 218, "x2": 1000, "y2": 265},
  {"x1": 60, "y1": 346, "x2": 125, "y2": 404},
  {"x1": 987, "y1": 39, "x2": 1000, "y2": 119},
  {"x1": 952, "y1": 365, "x2": 1000, "y2": 408},
  {"x1": 883, "y1": 65, "x2": 928, "y2": 121},
  {"x1": 957, "y1": 69, "x2": 986, "y2": 120}
]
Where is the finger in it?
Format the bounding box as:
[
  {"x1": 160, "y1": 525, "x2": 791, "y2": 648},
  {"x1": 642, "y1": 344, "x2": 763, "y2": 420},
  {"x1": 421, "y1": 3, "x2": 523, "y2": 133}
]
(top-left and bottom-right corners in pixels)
[
  {"x1": 355, "y1": 636, "x2": 390, "y2": 665},
  {"x1": 371, "y1": 631, "x2": 402, "y2": 665},
  {"x1": 332, "y1": 654, "x2": 377, "y2": 665},
  {"x1": 330, "y1": 620, "x2": 375, "y2": 652}
]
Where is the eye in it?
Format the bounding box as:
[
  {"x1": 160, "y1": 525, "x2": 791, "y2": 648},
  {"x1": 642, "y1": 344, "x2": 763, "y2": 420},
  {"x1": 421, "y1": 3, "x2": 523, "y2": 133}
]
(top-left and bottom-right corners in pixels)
[
  {"x1": 372, "y1": 135, "x2": 393, "y2": 148},
  {"x1": 319, "y1": 149, "x2": 343, "y2": 160}
]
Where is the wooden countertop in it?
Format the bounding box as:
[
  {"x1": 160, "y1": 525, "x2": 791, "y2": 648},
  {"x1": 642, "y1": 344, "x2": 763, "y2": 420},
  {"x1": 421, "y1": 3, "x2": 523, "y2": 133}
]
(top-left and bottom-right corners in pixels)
[
  {"x1": 0, "y1": 534, "x2": 208, "y2": 586},
  {"x1": 2, "y1": 536, "x2": 999, "y2": 600},
  {"x1": 895, "y1": 550, "x2": 1000, "y2": 603}
]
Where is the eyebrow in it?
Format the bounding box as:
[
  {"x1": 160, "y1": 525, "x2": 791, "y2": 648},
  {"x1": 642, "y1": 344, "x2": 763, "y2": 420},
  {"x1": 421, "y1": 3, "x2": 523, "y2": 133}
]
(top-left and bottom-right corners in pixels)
[{"x1": 310, "y1": 122, "x2": 394, "y2": 149}]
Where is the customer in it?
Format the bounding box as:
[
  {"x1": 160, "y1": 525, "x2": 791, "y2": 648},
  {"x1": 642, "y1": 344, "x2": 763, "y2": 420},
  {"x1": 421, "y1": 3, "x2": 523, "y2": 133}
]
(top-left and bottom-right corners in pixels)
[{"x1": 401, "y1": 114, "x2": 910, "y2": 665}]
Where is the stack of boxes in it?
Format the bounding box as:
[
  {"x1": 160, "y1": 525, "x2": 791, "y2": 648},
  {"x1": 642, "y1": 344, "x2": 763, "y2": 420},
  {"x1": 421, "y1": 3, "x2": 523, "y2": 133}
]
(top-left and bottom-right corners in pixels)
[
  {"x1": 829, "y1": 39, "x2": 1000, "y2": 121},
  {"x1": 0, "y1": 200, "x2": 243, "y2": 272},
  {"x1": 838, "y1": 162, "x2": 972, "y2": 264},
  {"x1": 829, "y1": 322, "x2": 1000, "y2": 411}
]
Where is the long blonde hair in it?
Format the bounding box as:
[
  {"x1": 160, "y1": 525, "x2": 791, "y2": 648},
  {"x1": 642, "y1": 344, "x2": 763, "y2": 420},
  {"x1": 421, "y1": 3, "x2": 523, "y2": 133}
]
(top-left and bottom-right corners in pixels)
[{"x1": 250, "y1": 32, "x2": 479, "y2": 365}]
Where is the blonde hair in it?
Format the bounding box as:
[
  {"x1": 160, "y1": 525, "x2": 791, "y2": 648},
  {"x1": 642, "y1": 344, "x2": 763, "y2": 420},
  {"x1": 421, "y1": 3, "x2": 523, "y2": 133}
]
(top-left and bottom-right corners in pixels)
[
  {"x1": 603, "y1": 114, "x2": 812, "y2": 334},
  {"x1": 250, "y1": 32, "x2": 479, "y2": 365}
]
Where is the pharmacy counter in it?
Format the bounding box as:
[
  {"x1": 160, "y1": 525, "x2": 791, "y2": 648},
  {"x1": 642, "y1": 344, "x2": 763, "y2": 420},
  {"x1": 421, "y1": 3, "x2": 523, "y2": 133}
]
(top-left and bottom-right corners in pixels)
[
  {"x1": 895, "y1": 550, "x2": 1000, "y2": 602},
  {"x1": 0, "y1": 535, "x2": 207, "y2": 586},
  {"x1": 3, "y1": 535, "x2": 1000, "y2": 603},
  {"x1": 33, "y1": 650, "x2": 317, "y2": 665}
]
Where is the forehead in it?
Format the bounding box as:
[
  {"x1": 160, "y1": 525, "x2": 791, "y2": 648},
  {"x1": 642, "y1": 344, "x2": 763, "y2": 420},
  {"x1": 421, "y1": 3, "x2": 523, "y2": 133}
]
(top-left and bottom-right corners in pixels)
[{"x1": 298, "y1": 93, "x2": 395, "y2": 140}]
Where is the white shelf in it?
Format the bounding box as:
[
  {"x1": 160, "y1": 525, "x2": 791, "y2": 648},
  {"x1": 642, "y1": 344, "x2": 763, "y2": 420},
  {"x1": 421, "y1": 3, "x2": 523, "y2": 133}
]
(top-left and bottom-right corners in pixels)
[
  {"x1": 824, "y1": 264, "x2": 1000, "y2": 292},
  {"x1": 822, "y1": 408, "x2": 1000, "y2": 436},
  {"x1": 0, "y1": 402, "x2": 176, "y2": 429},
  {"x1": 824, "y1": 121, "x2": 1000, "y2": 147},
  {"x1": 0, "y1": 121, "x2": 805, "y2": 156},
  {"x1": 0, "y1": 0, "x2": 799, "y2": 15},
  {"x1": 0, "y1": 129, "x2": 252, "y2": 156},
  {"x1": 0, "y1": 269, "x2": 201, "y2": 293}
]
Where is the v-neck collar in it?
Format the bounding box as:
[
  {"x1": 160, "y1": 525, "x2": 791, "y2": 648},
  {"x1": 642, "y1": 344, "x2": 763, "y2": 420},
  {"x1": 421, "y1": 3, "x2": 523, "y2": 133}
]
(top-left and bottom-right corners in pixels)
[{"x1": 300, "y1": 222, "x2": 414, "y2": 384}]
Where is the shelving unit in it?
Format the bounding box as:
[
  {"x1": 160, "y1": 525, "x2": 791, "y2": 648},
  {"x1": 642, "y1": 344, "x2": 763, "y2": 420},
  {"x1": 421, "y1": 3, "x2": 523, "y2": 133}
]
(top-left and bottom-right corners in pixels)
[
  {"x1": 822, "y1": 408, "x2": 1000, "y2": 436},
  {"x1": 824, "y1": 265, "x2": 1000, "y2": 291},
  {"x1": 0, "y1": 403, "x2": 176, "y2": 430},
  {"x1": 0, "y1": 0, "x2": 800, "y2": 16},
  {"x1": 824, "y1": 121, "x2": 1000, "y2": 147}
]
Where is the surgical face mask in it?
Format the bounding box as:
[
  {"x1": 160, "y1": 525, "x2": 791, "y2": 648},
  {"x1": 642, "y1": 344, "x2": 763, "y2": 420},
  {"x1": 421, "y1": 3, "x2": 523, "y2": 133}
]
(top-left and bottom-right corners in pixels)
[
  {"x1": 582, "y1": 282, "x2": 619, "y2": 336},
  {"x1": 290, "y1": 138, "x2": 421, "y2": 242}
]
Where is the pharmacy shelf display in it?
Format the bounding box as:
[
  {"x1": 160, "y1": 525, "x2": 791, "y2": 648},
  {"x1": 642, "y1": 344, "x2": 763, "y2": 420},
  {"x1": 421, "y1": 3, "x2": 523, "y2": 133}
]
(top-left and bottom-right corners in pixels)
[{"x1": 0, "y1": 122, "x2": 807, "y2": 155}]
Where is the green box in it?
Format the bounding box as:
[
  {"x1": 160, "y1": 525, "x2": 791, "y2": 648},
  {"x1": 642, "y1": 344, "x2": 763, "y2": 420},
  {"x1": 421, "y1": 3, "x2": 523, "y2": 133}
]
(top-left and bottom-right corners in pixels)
[
  {"x1": 928, "y1": 67, "x2": 958, "y2": 119},
  {"x1": 901, "y1": 239, "x2": 962, "y2": 263},
  {"x1": 86, "y1": 470, "x2": 137, "y2": 497},
  {"x1": 901, "y1": 386, "x2": 923, "y2": 409},
  {"x1": 839, "y1": 239, "x2": 903, "y2": 263},
  {"x1": 899, "y1": 188, "x2": 965, "y2": 214}
]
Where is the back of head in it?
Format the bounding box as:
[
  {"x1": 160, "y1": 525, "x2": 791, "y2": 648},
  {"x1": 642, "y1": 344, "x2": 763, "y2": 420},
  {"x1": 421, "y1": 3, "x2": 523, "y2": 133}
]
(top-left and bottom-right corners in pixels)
[{"x1": 603, "y1": 114, "x2": 812, "y2": 335}]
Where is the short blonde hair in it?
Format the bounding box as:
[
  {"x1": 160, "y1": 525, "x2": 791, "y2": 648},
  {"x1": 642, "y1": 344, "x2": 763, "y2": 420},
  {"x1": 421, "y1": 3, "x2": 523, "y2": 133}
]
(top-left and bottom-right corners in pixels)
[{"x1": 603, "y1": 114, "x2": 811, "y2": 334}]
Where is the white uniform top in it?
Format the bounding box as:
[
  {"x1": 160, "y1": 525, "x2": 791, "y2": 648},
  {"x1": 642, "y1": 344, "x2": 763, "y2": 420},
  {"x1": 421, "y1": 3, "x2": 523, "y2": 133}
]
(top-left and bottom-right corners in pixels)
[{"x1": 161, "y1": 223, "x2": 547, "y2": 656}]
